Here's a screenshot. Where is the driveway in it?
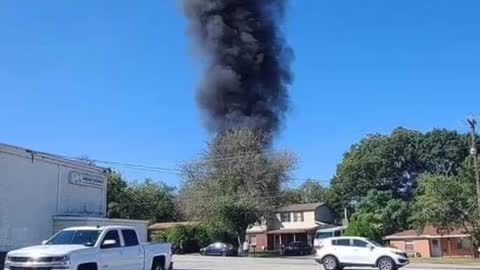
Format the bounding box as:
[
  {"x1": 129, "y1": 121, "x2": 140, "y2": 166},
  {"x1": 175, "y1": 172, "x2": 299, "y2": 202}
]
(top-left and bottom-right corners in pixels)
[{"x1": 173, "y1": 255, "x2": 480, "y2": 270}]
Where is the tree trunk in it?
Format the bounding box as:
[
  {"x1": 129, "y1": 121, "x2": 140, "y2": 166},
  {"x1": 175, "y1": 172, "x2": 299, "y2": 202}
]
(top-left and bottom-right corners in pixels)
[
  {"x1": 473, "y1": 243, "x2": 479, "y2": 258},
  {"x1": 237, "y1": 227, "x2": 247, "y2": 254}
]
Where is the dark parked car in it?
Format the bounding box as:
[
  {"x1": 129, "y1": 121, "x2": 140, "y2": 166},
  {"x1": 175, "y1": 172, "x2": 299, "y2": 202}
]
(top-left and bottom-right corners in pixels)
[
  {"x1": 284, "y1": 241, "x2": 313, "y2": 256},
  {"x1": 200, "y1": 242, "x2": 237, "y2": 256}
]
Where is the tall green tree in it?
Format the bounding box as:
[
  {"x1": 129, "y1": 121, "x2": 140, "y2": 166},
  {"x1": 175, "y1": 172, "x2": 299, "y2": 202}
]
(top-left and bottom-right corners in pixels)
[
  {"x1": 106, "y1": 172, "x2": 128, "y2": 218},
  {"x1": 284, "y1": 179, "x2": 326, "y2": 204},
  {"x1": 417, "y1": 129, "x2": 469, "y2": 174},
  {"x1": 123, "y1": 180, "x2": 177, "y2": 222},
  {"x1": 107, "y1": 172, "x2": 177, "y2": 223},
  {"x1": 327, "y1": 128, "x2": 422, "y2": 215},
  {"x1": 345, "y1": 190, "x2": 409, "y2": 243},
  {"x1": 178, "y1": 129, "x2": 296, "y2": 246},
  {"x1": 411, "y1": 162, "x2": 480, "y2": 256},
  {"x1": 327, "y1": 128, "x2": 469, "y2": 218}
]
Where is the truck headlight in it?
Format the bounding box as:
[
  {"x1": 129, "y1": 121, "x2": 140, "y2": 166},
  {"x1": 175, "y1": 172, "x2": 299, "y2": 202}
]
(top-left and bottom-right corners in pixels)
[
  {"x1": 50, "y1": 255, "x2": 71, "y2": 269},
  {"x1": 3, "y1": 256, "x2": 12, "y2": 270}
]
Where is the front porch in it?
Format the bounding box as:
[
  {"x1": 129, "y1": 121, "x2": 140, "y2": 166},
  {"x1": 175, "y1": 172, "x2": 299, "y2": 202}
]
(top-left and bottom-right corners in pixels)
[{"x1": 267, "y1": 228, "x2": 317, "y2": 250}]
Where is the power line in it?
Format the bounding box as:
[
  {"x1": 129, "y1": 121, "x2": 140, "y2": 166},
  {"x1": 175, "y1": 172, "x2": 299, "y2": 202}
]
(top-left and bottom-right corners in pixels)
[{"x1": 51, "y1": 152, "x2": 332, "y2": 184}]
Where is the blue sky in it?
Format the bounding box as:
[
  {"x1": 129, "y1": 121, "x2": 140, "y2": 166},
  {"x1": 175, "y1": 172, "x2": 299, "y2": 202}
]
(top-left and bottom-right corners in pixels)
[{"x1": 1, "y1": 1, "x2": 480, "y2": 187}]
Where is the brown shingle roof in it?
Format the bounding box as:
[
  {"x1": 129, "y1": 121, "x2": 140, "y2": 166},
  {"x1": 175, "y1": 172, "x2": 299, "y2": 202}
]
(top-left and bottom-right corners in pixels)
[
  {"x1": 385, "y1": 225, "x2": 469, "y2": 240},
  {"x1": 277, "y1": 202, "x2": 324, "y2": 212}
]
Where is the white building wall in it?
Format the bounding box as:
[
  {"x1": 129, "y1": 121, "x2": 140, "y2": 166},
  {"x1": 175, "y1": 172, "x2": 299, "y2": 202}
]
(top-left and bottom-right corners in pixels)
[
  {"x1": 0, "y1": 150, "x2": 59, "y2": 251},
  {"x1": 57, "y1": 166, "x2": 106, "y2": 216},
  {"x1": 0, "y1": 144, "x2": 106, "y2": 251},
  {"x1": 272, "y1": 211, "x2": 318, "y2": 229}
]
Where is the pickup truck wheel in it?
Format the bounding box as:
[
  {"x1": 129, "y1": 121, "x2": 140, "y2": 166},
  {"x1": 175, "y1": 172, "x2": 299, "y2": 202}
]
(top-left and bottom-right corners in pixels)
[
  {"x1": 77, "y1": 263, "x2": 98, "y2": 270},
  {"x1": 153, "y1": 262, "x2": 165, "y2": 270},
  {"x1": 152, "y1": 257, "x2": 166, "y2": 270},
  {"x1": 322, "y1": 255, "x2": 339, "y2": 270},
  {"x1": 378, "y1": 257, "x2": 395, "y2": 270}
]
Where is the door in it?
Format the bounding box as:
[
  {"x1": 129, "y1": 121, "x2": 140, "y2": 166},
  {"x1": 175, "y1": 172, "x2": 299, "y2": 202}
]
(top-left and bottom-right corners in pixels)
[
  {"x1": 274, "y1": 235, "x2": 281, "y2": 250},
  {"x1": 431, "y1": 239, "x2": 443, "y2": 257},
  {"x1": 121, "y1": 229, "x2": 143, "y2": 270},
  {"x1": 98, "y1": 230, "x2": 125, "y2": 270},
  {"x1": 331, "y1": 238, "x2": 355, "y2": 263},
  {"x1": 351, "y1": 239, "x2": 375, "y2": 265}
]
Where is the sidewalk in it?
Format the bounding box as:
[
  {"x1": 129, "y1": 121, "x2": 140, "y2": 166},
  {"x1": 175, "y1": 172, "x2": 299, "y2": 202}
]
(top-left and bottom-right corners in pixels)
[{"x1": 408, "y1": 264, "x2": 480, "y2": 269}]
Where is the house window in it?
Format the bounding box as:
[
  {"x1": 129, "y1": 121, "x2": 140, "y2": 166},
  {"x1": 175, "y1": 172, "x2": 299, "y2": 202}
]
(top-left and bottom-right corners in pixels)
[
  {"x1": 249, "y1": 235, "x2": 257, "y2": 246},
  {"x1": 280, "y1": 212, "x2": 291, "y2": 222},
  {"x1": 456, "y1": 238, "x2": 472, "y2": 250},
  {"x1": 293, "y1": 212, "x2": 304, "y2": 222},
  {"x1": 405, "y1": 240, "x2": 415, "y2": 252}
]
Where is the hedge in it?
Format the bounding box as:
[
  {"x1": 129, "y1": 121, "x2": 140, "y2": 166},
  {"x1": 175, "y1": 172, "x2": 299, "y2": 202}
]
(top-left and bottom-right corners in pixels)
[{"x1": 151, "y1": 224, "x2": 237, "y2": 254}]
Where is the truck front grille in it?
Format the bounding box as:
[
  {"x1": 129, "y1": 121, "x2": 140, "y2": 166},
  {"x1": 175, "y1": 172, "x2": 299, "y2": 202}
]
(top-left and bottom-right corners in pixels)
[
  {"x1": 9, "y1": 257, "x2": 58, "y2": 263},
  {"x1": 8, "y1": 257, "x2": 30, "y2": 263}
]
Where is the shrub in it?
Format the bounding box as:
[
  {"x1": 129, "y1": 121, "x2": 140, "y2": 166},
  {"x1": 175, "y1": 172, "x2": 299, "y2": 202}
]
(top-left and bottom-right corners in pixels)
[{"x1": 152, "y1": 224, "x2": 236, "y2": 254}]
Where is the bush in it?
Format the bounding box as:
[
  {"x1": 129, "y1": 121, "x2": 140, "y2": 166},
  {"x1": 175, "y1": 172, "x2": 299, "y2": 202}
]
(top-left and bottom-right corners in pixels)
[{"x1": 151, "y1": 224, "x2": 236, "y2": 254}]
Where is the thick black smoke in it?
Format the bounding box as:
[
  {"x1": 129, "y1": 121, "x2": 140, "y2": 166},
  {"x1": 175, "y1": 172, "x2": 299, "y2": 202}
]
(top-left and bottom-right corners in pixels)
[{"x1": 183, "y1": 0, "x2": 293, "y2": 135}]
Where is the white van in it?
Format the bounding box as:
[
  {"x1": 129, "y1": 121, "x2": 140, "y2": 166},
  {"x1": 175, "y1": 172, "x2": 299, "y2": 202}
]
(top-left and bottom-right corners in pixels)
[{"x1": 313, "y1": 226, "x2": 346, "y2": 248}]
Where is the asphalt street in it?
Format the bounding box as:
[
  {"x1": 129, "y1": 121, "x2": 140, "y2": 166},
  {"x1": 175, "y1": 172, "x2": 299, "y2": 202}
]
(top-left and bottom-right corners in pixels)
[{"x1": 173, "y1": 255, "x2": 480, "y2": 270}]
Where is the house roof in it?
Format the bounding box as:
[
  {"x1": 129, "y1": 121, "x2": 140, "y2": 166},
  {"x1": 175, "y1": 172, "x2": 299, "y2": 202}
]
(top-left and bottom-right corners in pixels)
[
  {"x1": 0, "y1": 142, "x2": 107, "y2": 173},
  {"x1": 385, "y1": 225, "x2": 469, "y2": 240},
  {"x1": 276, "y1": 202, "x2": 324, "y2": 212},
  {"x1": 149, "y1": 221, "x2": 200, "y2": 231},
  {"x1": 267, "y1": 226, "x2": 321, "y2": 234}
]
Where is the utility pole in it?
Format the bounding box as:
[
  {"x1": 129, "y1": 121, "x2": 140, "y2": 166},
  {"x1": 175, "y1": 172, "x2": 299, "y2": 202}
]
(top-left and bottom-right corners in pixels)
[{"x1": 468, "y1": 117, "x2": 480, "y2": 212}]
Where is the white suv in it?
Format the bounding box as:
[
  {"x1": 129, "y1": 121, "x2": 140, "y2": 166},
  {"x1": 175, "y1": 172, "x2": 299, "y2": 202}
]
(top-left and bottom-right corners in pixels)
[{"x1": 315, "y1": 237, "x2": 409, "y2": 270}]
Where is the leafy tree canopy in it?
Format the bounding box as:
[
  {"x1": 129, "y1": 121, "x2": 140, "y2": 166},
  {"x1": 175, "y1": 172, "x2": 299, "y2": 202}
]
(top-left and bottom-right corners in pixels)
[
  {"x1": 178, "y1": 129, "x2": 296, "y2": 246},
  {"x1": 327, "y1": 128, "x2": 468, "y2": 216},
  {"x1": 107, "y1": 173, "x2": 177, "y2": 223}
]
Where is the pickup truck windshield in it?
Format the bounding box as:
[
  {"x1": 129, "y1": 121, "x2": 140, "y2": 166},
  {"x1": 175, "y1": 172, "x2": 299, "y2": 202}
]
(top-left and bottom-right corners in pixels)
[{"x1": 47, "y1": 230, "x2": 100, "y2": 246}]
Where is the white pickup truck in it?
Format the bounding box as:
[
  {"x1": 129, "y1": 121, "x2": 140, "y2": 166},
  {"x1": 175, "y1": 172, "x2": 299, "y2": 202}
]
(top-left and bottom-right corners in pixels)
[{"x1": 3, "y1": 225, "x2": 172, "y2": 270}]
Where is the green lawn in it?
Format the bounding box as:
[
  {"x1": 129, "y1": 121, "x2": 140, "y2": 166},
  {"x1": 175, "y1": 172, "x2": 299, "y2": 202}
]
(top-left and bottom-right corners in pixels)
[{"x1": 249, "y1": 250, "x2": 282, "y2": 258}]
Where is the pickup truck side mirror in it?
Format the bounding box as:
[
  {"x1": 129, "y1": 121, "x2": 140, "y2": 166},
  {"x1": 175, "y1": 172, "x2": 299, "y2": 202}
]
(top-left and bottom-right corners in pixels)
[
  {"x1": 368, "y1": 245, "x2": 375, "y2": 250},
  {"x1": 41, "y1": 240, "x2": 48, "y2": 245},
  {"x1": 101, "y1": 239, "x2": 118, "y2": 249}
]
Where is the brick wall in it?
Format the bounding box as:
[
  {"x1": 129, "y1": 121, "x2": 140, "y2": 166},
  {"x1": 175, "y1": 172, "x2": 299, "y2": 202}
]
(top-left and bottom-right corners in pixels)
[
  {"x1": 389, "y1": 240, "x2": 405, "y2": 251},
  {"x1": 441, "y1": 238, "x2": 474, "y2": 257},
  {"x1": 414, "y1": 239, "x2": 431, "y2": 258},
  {"x1": 390, "y1": 239, "x2": 431, "y2": 258},
  {"x1": 248, "y1": 233, "x2": 268, "y2": 250}
]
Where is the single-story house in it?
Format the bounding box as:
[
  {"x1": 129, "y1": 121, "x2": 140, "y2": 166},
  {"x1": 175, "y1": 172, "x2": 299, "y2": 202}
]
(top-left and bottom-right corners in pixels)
[
  {"x1": 246, "y1": 202, "x2": 336, "y2": 250},
  {"x1": 385, "y1": 226, "x2": 474, "y2": 258}
]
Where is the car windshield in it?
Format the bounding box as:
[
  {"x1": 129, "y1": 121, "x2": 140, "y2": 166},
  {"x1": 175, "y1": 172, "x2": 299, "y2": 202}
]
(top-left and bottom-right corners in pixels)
[
  {"x1": 46, "y1": 230, "x2": 100, "y2": 246},
  {"x1": 315, "y1": 232, "x2": 333, "y2": 239},
  {"x1": 369, "y1": 240, "x2": 384, "y2": 247}
]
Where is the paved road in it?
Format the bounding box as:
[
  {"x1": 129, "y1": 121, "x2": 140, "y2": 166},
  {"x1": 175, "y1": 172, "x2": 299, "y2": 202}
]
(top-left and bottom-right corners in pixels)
[{"x1": 173, "y1": 255, "x2": 480, "y2": 270}]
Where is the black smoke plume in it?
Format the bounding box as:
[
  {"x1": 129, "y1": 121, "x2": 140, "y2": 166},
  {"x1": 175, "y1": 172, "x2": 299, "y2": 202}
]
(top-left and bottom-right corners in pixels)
[{"x1": 183, "y1": 0, "x2": 293, "y2": 135}]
